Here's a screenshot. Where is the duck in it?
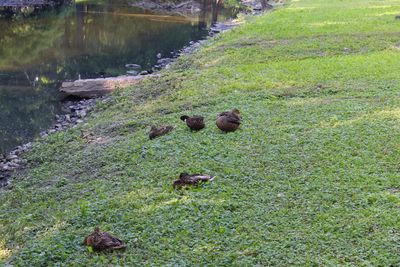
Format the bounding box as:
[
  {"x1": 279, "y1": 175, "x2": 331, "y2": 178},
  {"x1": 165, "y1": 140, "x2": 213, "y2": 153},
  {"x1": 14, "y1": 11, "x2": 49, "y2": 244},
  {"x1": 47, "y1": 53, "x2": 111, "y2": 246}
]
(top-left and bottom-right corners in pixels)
[
  {"x1": 216, "y1": 108, "x2": 241, "y2": 132},
  {"x1": 149, "y1": 125, "x2": 174, "y2": 140},
  {"x1": 173, "y1": 172, "x2": 214, "y2": 189},
  {"x1": 180, "y1": 115, "x2": 205, "y2": 131},
  {"x1": 84, "y1": 227, "x2": 126, "y2": 251}
]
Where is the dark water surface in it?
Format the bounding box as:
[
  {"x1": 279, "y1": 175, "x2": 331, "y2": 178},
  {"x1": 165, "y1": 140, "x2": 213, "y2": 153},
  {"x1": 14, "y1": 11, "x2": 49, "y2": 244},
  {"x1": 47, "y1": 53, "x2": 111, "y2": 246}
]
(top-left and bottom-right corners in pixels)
[{"x1": 0, "y1": 0, "x2": 232, "y2": 154}]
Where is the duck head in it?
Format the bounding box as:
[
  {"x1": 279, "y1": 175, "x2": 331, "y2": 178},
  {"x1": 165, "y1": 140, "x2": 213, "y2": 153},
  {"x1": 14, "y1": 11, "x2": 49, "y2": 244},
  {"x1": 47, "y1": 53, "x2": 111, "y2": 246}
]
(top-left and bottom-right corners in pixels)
[
  {"x1": 232, "y1": 108, "x2": 240, "y2": 115},
  {"x1": 180, "y1": 115, "x2": 189, "y2": 122},
  {"x1": 179, "y1": 172, "x2": 189, "y2": 179}
]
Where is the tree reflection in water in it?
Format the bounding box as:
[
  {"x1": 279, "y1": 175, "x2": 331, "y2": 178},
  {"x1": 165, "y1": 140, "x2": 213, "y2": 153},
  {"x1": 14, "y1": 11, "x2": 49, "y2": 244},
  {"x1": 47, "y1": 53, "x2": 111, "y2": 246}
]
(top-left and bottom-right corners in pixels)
[{"x1": 0, "y1": 0, "x2": 235, "y2": 154}]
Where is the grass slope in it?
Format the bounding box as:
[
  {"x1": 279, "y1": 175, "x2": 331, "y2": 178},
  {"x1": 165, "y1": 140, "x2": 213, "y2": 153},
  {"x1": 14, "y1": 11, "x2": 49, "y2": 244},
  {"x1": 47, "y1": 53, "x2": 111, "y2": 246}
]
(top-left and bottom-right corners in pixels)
[{"x1": 2, "y1": 0, "x2": 400, "y2": 265}]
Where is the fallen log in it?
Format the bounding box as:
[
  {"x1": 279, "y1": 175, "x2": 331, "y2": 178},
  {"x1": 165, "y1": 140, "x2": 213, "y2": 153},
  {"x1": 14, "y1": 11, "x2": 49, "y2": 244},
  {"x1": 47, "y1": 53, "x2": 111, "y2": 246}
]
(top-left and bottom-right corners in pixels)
[{"x1": 60, "y1": 75, "x2": 158, "y2": 98}]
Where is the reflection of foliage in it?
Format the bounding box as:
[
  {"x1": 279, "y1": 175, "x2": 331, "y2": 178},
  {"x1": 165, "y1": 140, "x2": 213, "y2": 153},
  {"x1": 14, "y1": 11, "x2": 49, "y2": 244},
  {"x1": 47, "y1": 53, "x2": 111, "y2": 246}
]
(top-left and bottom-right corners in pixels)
[
  {"x1": 0, "y1": 8, "x2": 71, "y2": 71},
  {"x1": 0, "y1": 3, "x2": 208, "y2": 76},
  {"x1": 0, "y1": 0, "x2": 72, "y2": 17},
  {"x1": 223, "y1": 0, "x2": 247, "y2": 12},
  {"x1": 0, "y1": 2, "x2": 215, "y2": 154},
  {"x1": 0, "y1": 85, "x2": 61, "y2": 154},
  {"x1": 52, "y1": 3, "x2": 209, "y2": 78}
]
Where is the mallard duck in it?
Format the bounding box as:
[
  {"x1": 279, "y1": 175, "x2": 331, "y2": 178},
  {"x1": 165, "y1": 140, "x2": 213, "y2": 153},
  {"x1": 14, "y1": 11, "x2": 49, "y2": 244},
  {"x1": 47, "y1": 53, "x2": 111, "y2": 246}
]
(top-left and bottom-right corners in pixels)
[
  {"x1": 180, "y1": 115, "x2": 205, "y2": 131},
  {"x1": 216, "y1": 109, "x2": 241, "y2": 132},
  {"x1": 84, "y1": 227, "x2": 126, "y2": 251},
  {"x1": 149, "y1": 125, "x2": 174, "y2": 140},
  {"x1": 173, "y1": 172, "x2": 214, "y2": 189}
]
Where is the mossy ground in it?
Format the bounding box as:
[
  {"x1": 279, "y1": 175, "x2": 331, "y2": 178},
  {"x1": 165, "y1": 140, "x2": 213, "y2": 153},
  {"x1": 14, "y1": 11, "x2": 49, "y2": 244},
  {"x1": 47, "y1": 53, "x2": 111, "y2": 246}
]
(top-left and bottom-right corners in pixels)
[{"x1": 2, "y1": 0, "x2": 400, "y2": 265}]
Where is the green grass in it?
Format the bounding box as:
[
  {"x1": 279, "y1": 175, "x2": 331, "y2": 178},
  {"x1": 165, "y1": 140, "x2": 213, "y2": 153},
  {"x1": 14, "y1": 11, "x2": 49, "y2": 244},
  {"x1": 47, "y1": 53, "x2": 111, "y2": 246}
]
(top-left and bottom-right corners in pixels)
[{"x1": 1, "y1": 0, "x2": 400, "y2": 265}]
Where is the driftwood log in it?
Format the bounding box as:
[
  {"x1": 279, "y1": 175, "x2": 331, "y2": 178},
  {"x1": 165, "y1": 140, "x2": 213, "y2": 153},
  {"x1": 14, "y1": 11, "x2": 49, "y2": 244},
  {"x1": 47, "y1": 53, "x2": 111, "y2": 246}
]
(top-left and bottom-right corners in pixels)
[{"x1": 60, "y1": 75, "x2": 157, "y2": 98}]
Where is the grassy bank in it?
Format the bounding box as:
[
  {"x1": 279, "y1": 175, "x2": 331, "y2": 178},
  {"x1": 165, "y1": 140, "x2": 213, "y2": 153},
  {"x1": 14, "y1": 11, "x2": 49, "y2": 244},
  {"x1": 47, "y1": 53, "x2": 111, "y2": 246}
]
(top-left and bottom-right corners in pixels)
[{"x1": 2, "y1": 0, "x2": 400, "y2": 265}]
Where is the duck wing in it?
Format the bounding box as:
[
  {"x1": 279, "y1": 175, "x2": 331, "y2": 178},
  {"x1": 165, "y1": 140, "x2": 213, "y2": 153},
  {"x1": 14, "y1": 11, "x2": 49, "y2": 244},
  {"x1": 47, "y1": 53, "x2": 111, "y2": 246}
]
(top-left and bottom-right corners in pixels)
[
  {"x1": 187, "y1": 175, "x2": 214, "y2": 184},
  {"x1": 226, "y1": 114, "x2": 241, "y2": 124},
  {"x1": 149, "y1": 126, "x2": 174, "y2": 139},
  {"x1": 219, "y1": 111, "x2": 230, "y2": 117},
  {"x1": 193, "y1": 115, "x2": 204, "y2": 120},
  {"x1": 98, "y1": 232, "x2": 126, "y2": 250}
]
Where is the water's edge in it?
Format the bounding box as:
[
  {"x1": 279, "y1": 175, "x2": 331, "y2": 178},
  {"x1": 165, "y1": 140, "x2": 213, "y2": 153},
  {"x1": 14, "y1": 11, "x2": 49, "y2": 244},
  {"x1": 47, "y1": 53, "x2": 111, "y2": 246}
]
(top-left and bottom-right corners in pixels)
[{"x1": 0, "y1": 0, "x2": 274, "y2": 188}]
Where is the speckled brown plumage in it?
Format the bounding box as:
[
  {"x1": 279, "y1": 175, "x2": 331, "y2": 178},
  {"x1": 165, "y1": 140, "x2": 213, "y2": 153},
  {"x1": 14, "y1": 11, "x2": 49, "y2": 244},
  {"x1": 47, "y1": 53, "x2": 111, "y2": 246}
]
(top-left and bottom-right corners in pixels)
[
  {"x1": 180, "y1": 115, "x2": 205, "y2": 131},
  {"x1": 173, "y1": 172, "x2": 214, "y2": 189},
  {"x1": 149, "y1": 125, "x2": 174, "y2": 139},
  {"x1": 84, "y1": 227, "x2": 126, "y2": 251},
  {"x1": 216, "y1": 109, "x2": 241, "y2": 132}
]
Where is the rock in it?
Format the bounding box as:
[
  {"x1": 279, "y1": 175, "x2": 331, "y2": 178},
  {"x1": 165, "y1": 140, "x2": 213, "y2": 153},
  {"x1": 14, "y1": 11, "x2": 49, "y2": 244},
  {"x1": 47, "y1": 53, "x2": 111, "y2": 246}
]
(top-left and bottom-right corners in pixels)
[
  {"x1": 1, "y1": 164, "x2": 12, "y2": 171},
  {"x1": 0, "y1": 172, "x2": 10, "y2": 188},
  {"x1": 139, "y1": 71, "x2": 149, "y2": 75},
  {"x1": 65, "y1": 114, "x2": 71, "y2": 123},
  {"x1": 125, "y1": 64, "x2": 141, "y2": 69},
  {"x1": 11, "y1": 158, "x2": 21, "y2": 164},
  {"x1": 8, "y1": 162, "x2": 19, "y2": 169},
  {"x1": 60, "y1": 75, "x2": 157, "y2": 98},
  {"x1": 126, "y1": 70, "x2": 139, "y2": 76},
  {"x1": 6, "y1": 154, "x2": 18, "y2": 161},
  {"x1": 129, "y1": 0, "x2": 201, "y2": 14},
  {"x1": 77, "y1": 110, "x2": 87, "y2": 118},
  {"x1": 210, "y1": 21, "x2": 240, "y2": 34},
  {"x1": 157, "y1": 58, "x2": 172, "y2": 65},
  {"x1": 156, "y1": 53, "x2": 162, "y2": 59}
]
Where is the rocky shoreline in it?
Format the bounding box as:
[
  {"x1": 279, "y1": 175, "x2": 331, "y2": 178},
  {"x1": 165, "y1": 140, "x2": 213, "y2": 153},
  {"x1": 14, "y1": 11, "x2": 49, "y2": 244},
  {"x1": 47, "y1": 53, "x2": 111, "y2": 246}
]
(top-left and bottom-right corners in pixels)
[
  {"x1": 0, "y1": 98, "x2": 101, "y2": 188},
  {"x1": 0, "y1": 0, "x2": 275, "y2": 189}
]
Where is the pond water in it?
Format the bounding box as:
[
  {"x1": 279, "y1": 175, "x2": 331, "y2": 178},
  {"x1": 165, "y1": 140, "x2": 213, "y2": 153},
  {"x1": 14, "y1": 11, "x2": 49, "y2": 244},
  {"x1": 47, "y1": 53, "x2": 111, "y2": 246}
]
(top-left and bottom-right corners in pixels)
[{"x1": 0, "y1": 0, "x2": 233, "y2": 154}]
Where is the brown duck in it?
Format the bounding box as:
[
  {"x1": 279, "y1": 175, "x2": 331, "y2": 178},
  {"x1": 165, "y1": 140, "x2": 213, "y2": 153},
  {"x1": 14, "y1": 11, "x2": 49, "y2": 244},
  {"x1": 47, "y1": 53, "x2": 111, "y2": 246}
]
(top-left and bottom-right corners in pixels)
[
  {"x1": 180, "y1": 115, "x2": 205, "y2": 131},
  {"x1": 173, "y1": 172, "x2": 214, "y2": 189},
  {"x1": 149, "y1": 125, "x2": 174, "y2": 140},
  {"x1": 84, "y1": 227, "x2": 126, "y2": 251},
  {"x1": 216, "y1": 109, "x2": 241, "y2": 132}
]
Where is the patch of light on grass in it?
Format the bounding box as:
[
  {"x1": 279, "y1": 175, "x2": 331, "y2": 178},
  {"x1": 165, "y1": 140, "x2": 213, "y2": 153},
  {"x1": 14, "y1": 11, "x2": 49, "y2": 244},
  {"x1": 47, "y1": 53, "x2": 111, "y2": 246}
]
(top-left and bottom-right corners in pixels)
[
  {"x1": 138, "y1": 196, "x2": 191, "y2": 213},
  {"x1": 204, "y1": 58, "x2": 224, "y2": 68},
  {"x1": 0, "y1": 241, "x2": 11, "y2": 260},
  {"x1": 317, "y1": 108, "x2": 400, "y2": 129},
  {"x1": 365, "y1": 5, "x2": 400, "y2": 9},
  {"x1": 373, "y1": 11, "x2": 400, "y2": 17},
  {"x1": 375, "y1": 109, "x2": 400, "y2": 119},
  {"x1": 309, "y1": 21, "x2": 349, "y2": 27},
  {"x1": 286, "y1": 6, "x2": 317, "y2": 11}
]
